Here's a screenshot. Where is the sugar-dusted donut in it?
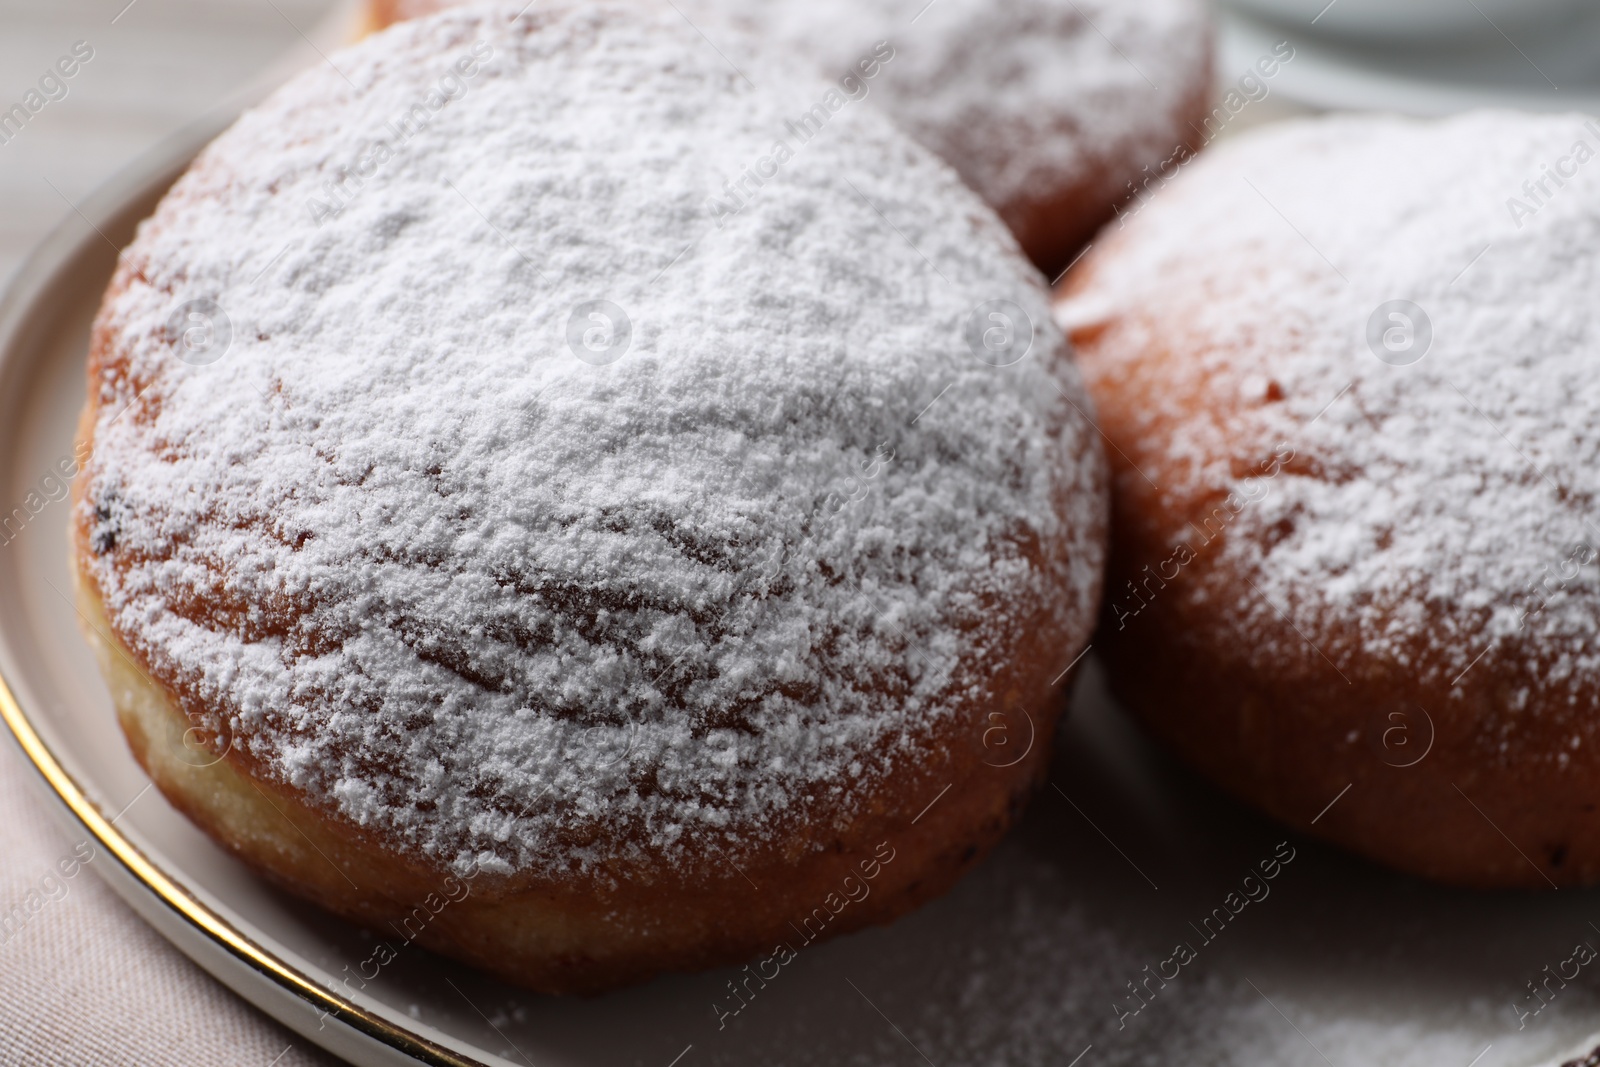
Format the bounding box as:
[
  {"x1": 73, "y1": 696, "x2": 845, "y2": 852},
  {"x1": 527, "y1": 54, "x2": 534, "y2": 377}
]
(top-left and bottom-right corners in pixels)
[
  {"x1": 74, "y1": 0, "x2": 1108, "y2": 992},
  {"x1": 369, "y1": 0, "x2": 1214, "y2": 278},
  {"x1": 1057, "y1": 111, "x2": 1600, "y2": 889}
]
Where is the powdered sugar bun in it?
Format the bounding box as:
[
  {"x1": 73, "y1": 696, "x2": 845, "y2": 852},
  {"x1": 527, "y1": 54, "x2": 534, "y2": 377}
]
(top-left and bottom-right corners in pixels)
[
  {"x1": 1057, "y1": 111, "x2": 1600, "y2": 888},
  {"x1": 75, "y1": 0, "x2": 1108, "y2": 990},
  {"x1": 370, "y1": 0, "x2": 1214, "y2": 277}
]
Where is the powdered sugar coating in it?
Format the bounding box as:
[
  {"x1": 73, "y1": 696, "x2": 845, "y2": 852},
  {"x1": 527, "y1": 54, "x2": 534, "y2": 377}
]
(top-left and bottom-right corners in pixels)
[
  {"x1": 82, "y1": 0, "x2": 1106, "y2": 877},
  {"x1": 387, "y1": 0, "x2": 1212, "y2": 252},
  {"x1": 696, "y1": 0, "x2": 1211, "y2": 236},
  {"x1": 1058, "y1": 112, "x2": 1600, "y2": 712}
]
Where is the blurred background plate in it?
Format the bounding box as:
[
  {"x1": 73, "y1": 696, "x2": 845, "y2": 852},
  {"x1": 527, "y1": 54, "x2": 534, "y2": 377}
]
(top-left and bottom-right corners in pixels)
[{"x1": 1217, "y1": 0, "x2": 1600, "y2": 116}]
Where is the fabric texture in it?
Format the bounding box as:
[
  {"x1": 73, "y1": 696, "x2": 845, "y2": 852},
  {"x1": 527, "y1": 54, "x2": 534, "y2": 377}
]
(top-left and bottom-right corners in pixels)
[{"x1": 0, "y1": 742, "x2": 341, "y2": 1066}]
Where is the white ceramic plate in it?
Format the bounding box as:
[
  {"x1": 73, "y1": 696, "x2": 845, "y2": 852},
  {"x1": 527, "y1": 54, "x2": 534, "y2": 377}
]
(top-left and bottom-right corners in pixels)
[
  {"x1": 9, "y1": 122, "x2": 1600, "y2": 1067},
  {"x1": 1224, "y1": 0, "x2": 1579, "y2": 41},
  {"x1": 1217, "y1": 1, "x2": 1600, "y2": 116}
]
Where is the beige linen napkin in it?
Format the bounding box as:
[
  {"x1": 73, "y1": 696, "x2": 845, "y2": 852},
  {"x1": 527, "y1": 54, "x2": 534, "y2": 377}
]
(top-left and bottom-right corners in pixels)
[{"x1": 0, "y1": 741, "x2": 341, "y2": 1065}]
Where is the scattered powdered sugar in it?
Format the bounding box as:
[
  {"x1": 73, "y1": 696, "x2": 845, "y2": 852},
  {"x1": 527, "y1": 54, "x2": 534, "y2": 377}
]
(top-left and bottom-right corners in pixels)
[
  {"x1": 388, "y1": 0, "x2": 1212, "y2": 241},
  {"x1": 657, "y1": 666, "x2": 1600, "y2": 1067},
  {"x1": 81, "y1": 0, "x2": 1105, "y2": 877},
  {"x1": 1057, "y1": 112, "x2": 1600, "y2": 720}
]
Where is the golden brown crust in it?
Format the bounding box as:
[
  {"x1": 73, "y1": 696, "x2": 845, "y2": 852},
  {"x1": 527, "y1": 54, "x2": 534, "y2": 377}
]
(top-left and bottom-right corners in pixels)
[
  {"x1": 1005, "y1": 55, "x2": 1215, "y2": 279},
  {"x1": 364, "y1": 0, "x2": 422, "y2": 30},
  {"x1": 76, "y1": 543, "x2": 1066, "y2": 991},
  {"x1": 75, "y1": 264, "x2": 1092, "y2": 992},
  {"x1": 1061, "y1": 250, "x2": 1600, "y2": 891}
]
